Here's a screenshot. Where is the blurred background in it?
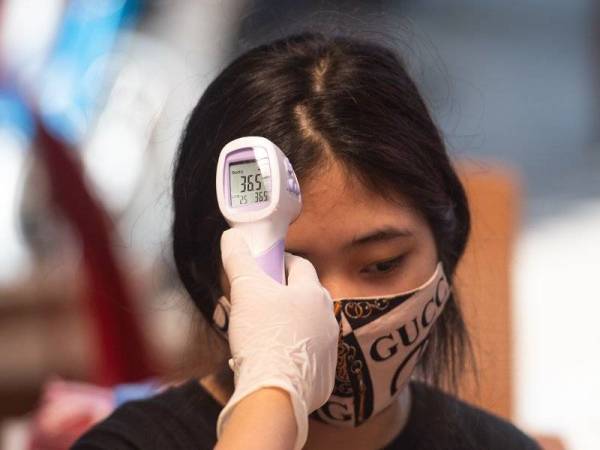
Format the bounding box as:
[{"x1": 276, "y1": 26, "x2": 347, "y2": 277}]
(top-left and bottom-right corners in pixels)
[{"x1": 0, "y1": 1, "x2": 598, "y2": 449}]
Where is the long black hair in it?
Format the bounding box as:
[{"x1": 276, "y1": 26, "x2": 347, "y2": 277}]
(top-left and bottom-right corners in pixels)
[{"x1": 172, "y1": 32, "x2": 472, "y2": 391}]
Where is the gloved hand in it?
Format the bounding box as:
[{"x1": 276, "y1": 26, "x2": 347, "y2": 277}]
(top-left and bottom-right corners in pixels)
[{"x1": 216, "y1": 228, "x2": 339, "y2": 450}]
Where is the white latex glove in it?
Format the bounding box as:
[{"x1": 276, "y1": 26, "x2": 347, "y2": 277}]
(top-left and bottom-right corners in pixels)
[{"x1": 216, "y1": 228, "x2": 339, "y2": 450}]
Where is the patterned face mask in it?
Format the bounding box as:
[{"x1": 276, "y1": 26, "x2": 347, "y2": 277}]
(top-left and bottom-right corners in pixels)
[{"x1": 212, "y1": 261, "x2": 451, "y2": 428}]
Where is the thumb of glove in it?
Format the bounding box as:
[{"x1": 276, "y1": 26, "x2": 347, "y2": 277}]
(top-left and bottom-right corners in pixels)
[{"x1": 220, "y1": 228, "x2": 267, "y2": 286}]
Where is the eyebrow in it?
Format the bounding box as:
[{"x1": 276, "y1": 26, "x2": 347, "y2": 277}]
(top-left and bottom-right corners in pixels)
[
  {"x1": 346, "y1": 226, "x2": 414, "y2": 249},
  {"x1": 286, "y1": 226, "x2": 414, "y2": 257}
]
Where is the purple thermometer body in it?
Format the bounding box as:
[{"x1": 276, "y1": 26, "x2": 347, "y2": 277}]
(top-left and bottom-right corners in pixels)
[
  {"x1": 255, "y1": 239, "x2": 285, "y2": 284},
  {"x1": 216, "y1": 137, "x2": 302, "y2": 285}
]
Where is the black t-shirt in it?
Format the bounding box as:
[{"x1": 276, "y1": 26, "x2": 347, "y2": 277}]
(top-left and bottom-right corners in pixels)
[{"x1": 71, "y1": 379, "x2": 541, "y2": 450}]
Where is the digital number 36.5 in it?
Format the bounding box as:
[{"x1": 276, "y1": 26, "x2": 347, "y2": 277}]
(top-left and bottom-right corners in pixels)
[
  {"x1": 254, "y1": 191, "x2": 268, "y2": 202},
  {"x1": 240, "y1": 174, "x2": 262, "y2": 192}
]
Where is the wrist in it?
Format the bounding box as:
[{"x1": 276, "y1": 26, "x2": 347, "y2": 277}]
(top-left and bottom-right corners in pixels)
[
  {"x1": 215, "y1": 387, "x2": 299, "y2": 450},
  {"x1": 217, "y1": 374, "x2": 309, "y2": 450}
]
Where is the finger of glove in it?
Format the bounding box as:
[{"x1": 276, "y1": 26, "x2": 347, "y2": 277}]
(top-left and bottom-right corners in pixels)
[
  {"x1": 285, "y1": 252, "x2": 320, "y2": 286},
  {"x1": 220, "y1": 228, "x2": 266, "y2": 283}
]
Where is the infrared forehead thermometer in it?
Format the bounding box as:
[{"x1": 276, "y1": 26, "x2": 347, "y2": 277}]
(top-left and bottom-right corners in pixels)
[{"x1": 216, "y1": 136, "x2": 302, "y2": 284}]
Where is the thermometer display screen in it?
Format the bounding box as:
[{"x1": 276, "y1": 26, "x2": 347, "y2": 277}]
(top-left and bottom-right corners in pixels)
[{"x1": 229, "y1": 160, "x2": 270, "y2": 208}]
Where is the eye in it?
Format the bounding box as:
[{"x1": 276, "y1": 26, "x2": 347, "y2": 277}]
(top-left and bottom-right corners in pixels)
[{"x1": 361, "y1": 255, "x2": 406, "y2": 275}]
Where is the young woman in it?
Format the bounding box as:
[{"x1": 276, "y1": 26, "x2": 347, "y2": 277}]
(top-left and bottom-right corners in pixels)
[{"x1": 73, "y1": 32, "x2": 540, "y2": 450}]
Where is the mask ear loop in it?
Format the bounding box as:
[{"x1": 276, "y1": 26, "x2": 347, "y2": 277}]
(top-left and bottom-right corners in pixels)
[{"x1": 212, "y1": 296, "x2": 231, "y2": 337}]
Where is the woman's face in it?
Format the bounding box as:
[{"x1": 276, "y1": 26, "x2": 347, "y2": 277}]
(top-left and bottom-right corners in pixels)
[
  {"x1": 284, "y1": 160, "x2": 438, "y2": 299},
  {"x1": 219, "y1": 159, "x2": 438, "y2": 299}
]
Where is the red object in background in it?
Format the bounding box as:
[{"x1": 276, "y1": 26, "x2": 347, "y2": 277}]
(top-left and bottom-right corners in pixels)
[
  {"x1": 35, "y1": 117, "x2": 154, "y2": 386},
  {"x1": 0, "y1": 0, "x2": 152, "y2": 386},
  {"x1": 27, "y1": 378, "x2": 115, "y2": 450}
]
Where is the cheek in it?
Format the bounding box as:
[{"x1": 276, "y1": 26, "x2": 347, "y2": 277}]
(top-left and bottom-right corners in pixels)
[
  {"x1": 409, "y1": 232, "x2": 439, "y2": 286},
  {"x1": 316, "y1": 273, "x2": 357, "y2": 300},
  {"x1": 422, "y1": 229, "x2": 439, "y2": 268}
]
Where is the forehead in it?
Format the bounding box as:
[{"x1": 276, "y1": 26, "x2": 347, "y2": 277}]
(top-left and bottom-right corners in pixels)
[{"x1": 286, "y1": 160, "x2": 425, "y2": 251}]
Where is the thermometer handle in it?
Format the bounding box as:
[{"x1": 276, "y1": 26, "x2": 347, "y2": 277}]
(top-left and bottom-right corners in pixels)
[{"x1": 255, "y1": 239, "x2": 285, "y2": 284}]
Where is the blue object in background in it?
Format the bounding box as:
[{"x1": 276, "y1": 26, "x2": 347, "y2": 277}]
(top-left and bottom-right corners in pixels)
[
  {"x1": 0, "y1": 88, "x2": 35, "y2": 144},
  {"x1": 114, "y1": 379, "x2": 161, "y2": 407},
  {"x1": 38, "y1": 0, "x2": 140, "y2": 145}
]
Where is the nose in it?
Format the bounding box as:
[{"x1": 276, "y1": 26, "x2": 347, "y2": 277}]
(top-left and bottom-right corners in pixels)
[{"x1": 317, "y1": 273, "x2": 350, "y2": 301}]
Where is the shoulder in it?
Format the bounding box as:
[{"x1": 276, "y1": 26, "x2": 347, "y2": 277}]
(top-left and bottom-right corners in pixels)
[
  {"x1": 71, "y1": 379, "x2": 220, "y2": 450},
  {"x1": 391, "y1": 381, "x2": 541, "y2": 450}
]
